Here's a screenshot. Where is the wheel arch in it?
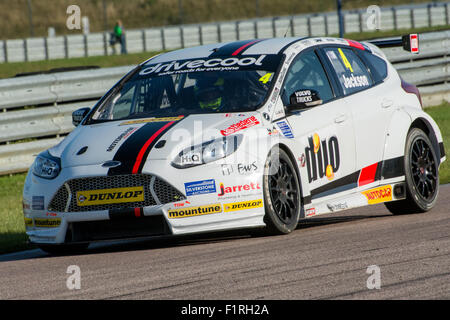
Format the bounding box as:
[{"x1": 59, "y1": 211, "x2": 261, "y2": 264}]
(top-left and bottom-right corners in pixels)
[
  {"x1": 409, "y1": 117, "x2": 442, "y2": 166},
  {"x1": 273, "y1": 142, "x2": 306, "y2": 218}
]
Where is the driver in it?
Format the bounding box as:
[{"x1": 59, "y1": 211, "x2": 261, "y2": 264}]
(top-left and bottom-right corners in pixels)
[{"x1": 194, "y1": 76, "x2": 225, "y2": 111}]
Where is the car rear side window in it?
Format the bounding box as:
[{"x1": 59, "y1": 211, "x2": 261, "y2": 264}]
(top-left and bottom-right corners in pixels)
[
  {"x1": 324, "y1": 47, "x2": 373, "y2": 95},
  {"x1": 358, "y1": 50, "x2": 388, "y2": 83}
]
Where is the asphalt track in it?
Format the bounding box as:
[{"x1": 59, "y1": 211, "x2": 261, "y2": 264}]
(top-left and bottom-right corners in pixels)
[{"x1": 0, "y1": 185, "x2": 449, "y2": 300}]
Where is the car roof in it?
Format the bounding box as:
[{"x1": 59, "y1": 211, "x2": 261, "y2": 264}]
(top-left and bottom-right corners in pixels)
[{"x1": 143, "y1": 37, "x2": 308, "y2": 65}]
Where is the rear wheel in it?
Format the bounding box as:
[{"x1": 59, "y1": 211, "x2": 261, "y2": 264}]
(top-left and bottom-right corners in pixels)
[
  {"x1": 38, "y1": 243, "x2": 89, "y2": 255},
  {"x1": 263, "y1": 147, "x2": 301, "y2": 234},
  {"x1": 385, "y1": 128, "x2": 439, "y2": 215}
]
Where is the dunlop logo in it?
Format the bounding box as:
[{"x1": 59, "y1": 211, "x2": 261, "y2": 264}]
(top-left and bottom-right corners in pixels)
[
  {"x1": 77, "y1": 187, "x2": 144, "y2": 207},
  {"x1": 224, "y1": 199, "x2": 263, "y2": 212},
  {"x1": 362, "y1": 185, "x2": 392, "y2": 205},
  {"x1": 168, "y1": 204, "x2": 222, "y2": 219}
]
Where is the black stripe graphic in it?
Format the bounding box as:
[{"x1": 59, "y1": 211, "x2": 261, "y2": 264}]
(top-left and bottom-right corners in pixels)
[
  {"x1": 108, "y1": 121, "x2": 176, "y2": 176},
  {"x1": 209, "y1": 39, "x2": 262, "y2": 57},
  {"x1": 309, "y1": 156, "x2": 405, "y2": 201}
]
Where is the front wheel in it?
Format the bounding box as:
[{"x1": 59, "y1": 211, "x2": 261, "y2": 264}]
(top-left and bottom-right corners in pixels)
[
  {"x1": 263, "y1": 147, "x2": 301, "y2": 234},
  {"x1": 385, "y1": 128, "x2": 439, "y2": 215}
]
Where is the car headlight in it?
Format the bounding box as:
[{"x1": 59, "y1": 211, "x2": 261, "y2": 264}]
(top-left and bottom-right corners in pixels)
[
  {"x1": 171, "y1": 134, "x2": 243, "y2": 169},
  {"x1": 32, "y1": 151, "x2": 61, "y2": 179}
]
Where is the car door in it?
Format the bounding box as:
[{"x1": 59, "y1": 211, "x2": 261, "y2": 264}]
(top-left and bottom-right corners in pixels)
[
  {"x1": 321, "y1": 46, "x2": 395, "y2": 186},
  {"x1": 279, "y1": 48, "x2": 356, "y2": 200}
]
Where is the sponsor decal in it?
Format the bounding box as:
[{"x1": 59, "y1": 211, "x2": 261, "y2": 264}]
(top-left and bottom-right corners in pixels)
[
  {"x1": 305, "y1": 134, "x2": 340, "y2": 183},
  {"x1": 218, "y1": 182, "x2": 260, "y2": 197},
  {"x1": 221, "y1": 164, "x2": 234, "y2": 176},
  {"x1": 46, "y1": 212, "x2": 58, "y2": 217},
  {"x1": 267, "y1": 127, "x2": 279, "y2": 136},
  {"x1": 271, "y1": 87, "x2": 280, "y2": 103},
  {"x1": 299, "y1": 153, "x2": 306, "y2": 167},
  {"x1": 76, "y1": 187, "x2": 144, "y2": 207},
  {"x1": 224, "y1": 199, "x2": 263, "y2": 212},
  {"x1": 293, "y1": 90, "x2": 313, "y2": 104},
  {"x1": 107, "y1": 127, "x2": 138, "y2": 152},
  {"x1": 173, "y1": 200, "x2": 191, "y2": 208},
  {"x1": 277, "y1": 121, "x2": 294, "y2": 139},
  {"x1": 185, "y1": 179, "x2": 216, "y2": 196},
  {"x1": 342, "y1": 74, "x2": 369, "y2": 89},
  {"x1": 327, "y1": 202, "x2": 348, "y2": 212},
  {"x1": 220, "y1": 116, "x2": 260, "y2": 136},
  {"x1": 140, "y1": 55, "x2": 268, "y2": 76},
  {"x1": 32, "y1": 196, "x2": 45, "y2": 210},
  {"x1": 24, "y1": 217, "x2": 33, "y2": 227},
  {"x1": 362, "y1": 185, "x2": 392, "y2": 205},
  {"x1": 168, "y1": 204, "x2": 222, "y2": 219},
  {"x1": 34, "y1": 218, "x2": 61, "y2": 228},
  {"x1": 179, "y1": 152, "x2": 202, "y2": 166},
  {"x1": 237, "y1": 162, "x2": 258, "y2": 175},
  {"x1": 306, "y1": 208, "x2": 316, "y2": 217},
  {"x1": 120, "y1": 116, "x2": 184, "y2": 126}
]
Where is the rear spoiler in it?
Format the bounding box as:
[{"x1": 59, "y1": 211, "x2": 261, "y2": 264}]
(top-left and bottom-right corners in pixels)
[{"x1": 368, "y1": 34, "x2": 419, "y2": 54}]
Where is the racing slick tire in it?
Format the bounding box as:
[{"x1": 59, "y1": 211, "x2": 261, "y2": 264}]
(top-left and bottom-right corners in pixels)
[
  {"x1": 385, "y1": 128, "x2": 439, "y2": 215},
  {"x1": 38, "y1": 243, "x2": 89, "y2": 255},
  {"x1": 263, "y1": 147, "x2": 301, "y2": 234}
]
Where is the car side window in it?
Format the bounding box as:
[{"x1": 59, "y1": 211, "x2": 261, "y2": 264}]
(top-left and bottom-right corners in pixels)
[
  {"x1": 281, "y1": 50, "x2": 334, "y2": 105},
  {"x1": 324, "y1": 47, "x2": 373, "y2": 95}
]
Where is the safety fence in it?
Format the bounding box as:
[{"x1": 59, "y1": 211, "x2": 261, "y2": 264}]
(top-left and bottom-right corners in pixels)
[
  {"x1": 0, "y1": 2, "x2": 448, "y2": 63},
  {"x1": 0, "y1": 31, "x2": 449, "y2": 175}
]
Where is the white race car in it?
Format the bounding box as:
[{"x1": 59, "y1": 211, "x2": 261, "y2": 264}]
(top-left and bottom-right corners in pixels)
[{"x1": 22, "y1": 35, "x2": 445, "y2": 254}]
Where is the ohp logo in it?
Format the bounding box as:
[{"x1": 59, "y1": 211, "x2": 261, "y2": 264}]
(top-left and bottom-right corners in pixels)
[{"x1": 305, "y1": 134, "x2": 340, "y2": 183}]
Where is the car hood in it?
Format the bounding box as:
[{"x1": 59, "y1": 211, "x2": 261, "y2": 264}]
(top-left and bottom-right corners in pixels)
[{"x1": 53, "y1": 112, "x2": 263, "y2": 169}]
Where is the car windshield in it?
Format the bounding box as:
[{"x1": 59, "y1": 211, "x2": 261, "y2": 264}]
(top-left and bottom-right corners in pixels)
[{"x1": 88, "y1": 54, "x2": 282, "y2": 123}]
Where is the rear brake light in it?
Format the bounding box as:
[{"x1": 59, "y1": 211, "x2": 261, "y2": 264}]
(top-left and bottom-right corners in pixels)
[{"x1": 401, "y1": 78, "x2": 423, "y2": 109}]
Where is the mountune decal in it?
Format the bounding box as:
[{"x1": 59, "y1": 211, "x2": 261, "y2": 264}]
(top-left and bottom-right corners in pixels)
[
  {"x1": 168, "y1": 204, "x2": 222, "y2": 218},
  {"x1": 184, "y1": 179, "x2": 216, "y2": 196},
  {"x1": 224, "y1": 199, "x2": 263, "y2": 212},
  {"x1": 221, "y1": 116, "x2": 260, "y2": 136},
  {"x1": 34, "y1": 218, "x2": 61, "y2": 228},
  {"x1": 76, "y1": 187, "x2": 144, "y2": 206},
  {"x1": 305, "y1": 134, "x2": 340, "y2": 183},
  {"x1": 362, "y1": 185, "x2": 392, "y2": 205},
  {"x1": 107, "y1": 127, "x2": 138, "y2": 152}
]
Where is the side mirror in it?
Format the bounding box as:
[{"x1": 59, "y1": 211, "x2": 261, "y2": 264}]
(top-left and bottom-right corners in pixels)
[
  {"x1": 72, "y1": 107, "x2": 90, "y2": 126},
  {"x1": 286, "y1": 89, "x2": 322, "y2": 113}
]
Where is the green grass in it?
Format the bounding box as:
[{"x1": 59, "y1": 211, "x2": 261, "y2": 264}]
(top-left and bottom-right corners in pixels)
[
  {"x1": 425, "y1": 101, "x2": 450, "y2": 185},
  {"x1": 0, "y1": 102, "x2": 449, "y2": 254},
  {"x1": 0, "y1": 173, "x2": 29, "y2": 254},
  {"x1": 0, "y1": 51, "x2": 161, "y2": 79}
]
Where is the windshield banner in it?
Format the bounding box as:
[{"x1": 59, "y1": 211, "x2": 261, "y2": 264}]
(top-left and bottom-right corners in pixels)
[{"x1": 139, "y1": 54, "x2": 282, "y2": 77}]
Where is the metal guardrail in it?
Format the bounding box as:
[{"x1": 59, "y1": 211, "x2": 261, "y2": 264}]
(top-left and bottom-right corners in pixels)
[
  {"x1": 0, "y1": 31, "x2": 449, "y2": 176},
  {"x1": 0, "y1": 2, "x2": 448, "y2": 63}
]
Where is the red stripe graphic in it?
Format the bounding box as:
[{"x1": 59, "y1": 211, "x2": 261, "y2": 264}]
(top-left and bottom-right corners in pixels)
[
  {"x1": 346, "y1": 39, "x2": 365, "y2": 51},
  {"x1": 358, "y1": 163, "x2": 378, "y2": 187},
  {"x1": 132, "y1": 121, "x2": 175, "y2": 174},
  {"x1": 134, "y1": 207, "x2": 141, "y2": 218},
  {"x1": 231, "y1": 40, "x2": 260, "y2": 56}
]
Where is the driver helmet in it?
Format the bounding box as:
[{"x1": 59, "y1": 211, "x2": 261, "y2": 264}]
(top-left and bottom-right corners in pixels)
[{"x1": 194, "y1": 77, "x2": 225, "y2": 110}]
